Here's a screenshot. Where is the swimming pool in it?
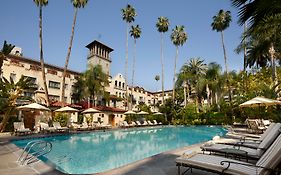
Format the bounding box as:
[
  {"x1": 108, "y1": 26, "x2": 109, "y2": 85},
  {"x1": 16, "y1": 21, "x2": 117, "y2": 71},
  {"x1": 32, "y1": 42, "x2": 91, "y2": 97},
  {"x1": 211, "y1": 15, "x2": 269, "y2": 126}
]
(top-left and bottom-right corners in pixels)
[{"x1": 13, "y1": 125, "x2": 227, "y2": 174}]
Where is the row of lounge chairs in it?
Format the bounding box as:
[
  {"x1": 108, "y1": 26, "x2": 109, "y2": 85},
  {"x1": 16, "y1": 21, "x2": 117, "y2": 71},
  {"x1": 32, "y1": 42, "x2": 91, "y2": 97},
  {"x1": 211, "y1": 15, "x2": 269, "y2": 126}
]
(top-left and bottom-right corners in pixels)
[
  {"x1": 175, "y1": 122, "x2": 281, "y2": 175},
  {"x1": 13, "y1": 121, "x2": 113, "y2": 135},
  {"x1": 120, "y1": 120, "x2": 162, "y2": 128}
]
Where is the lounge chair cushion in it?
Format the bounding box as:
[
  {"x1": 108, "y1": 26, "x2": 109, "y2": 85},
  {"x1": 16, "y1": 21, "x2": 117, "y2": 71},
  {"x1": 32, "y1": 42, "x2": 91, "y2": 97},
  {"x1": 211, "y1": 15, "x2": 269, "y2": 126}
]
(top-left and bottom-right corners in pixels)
[
  {"x1": 256, "y1": 134, "x2": 281, "y2": 174},
  {"x1": 257, "y1": 123, "x2": 281, "y2": 152},
  {"x1": 176, "y1": 154, "x2": 259, "y2": 175}
]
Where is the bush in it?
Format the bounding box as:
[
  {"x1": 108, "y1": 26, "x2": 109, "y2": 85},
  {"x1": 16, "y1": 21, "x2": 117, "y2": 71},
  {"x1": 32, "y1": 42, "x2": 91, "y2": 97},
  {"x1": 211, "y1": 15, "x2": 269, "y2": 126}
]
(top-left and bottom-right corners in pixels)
[{"x1": 53, "y1": 113, "x2": 68, "y2": 127}]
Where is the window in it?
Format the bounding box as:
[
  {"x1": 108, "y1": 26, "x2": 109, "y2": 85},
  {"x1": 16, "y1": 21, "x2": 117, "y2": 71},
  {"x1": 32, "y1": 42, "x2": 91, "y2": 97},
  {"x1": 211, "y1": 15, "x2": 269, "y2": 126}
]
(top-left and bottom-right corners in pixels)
[
  {"x1": 119, "y1": 92, "x2": 121, "y2": 97},
  {"x1": 64, "y1": 84, "x2": 68, "y2": 90},
  {"x1": 24, "y1": 92, "x2": 34, "y2": 98},
  {"x1": 122, "y1": 83, "x2": 125, "y2": 89},
  {"x1": 23, "y1": 76, "x2": 36, "y2": 84},
  {"x1": 49, "y1": 81, "x2": 60, "y2": 89},
  {"x1": 49, "y1": 95, "x2": 59, "y2": 102},
  {"x1": 119, "y1": 82, "x2": 121, "y2": 87},
  {"x1": 115, "y1": 80, "x2": 117, "y2": 86},
  {"x1": 10, "y1": 73, "x2": 16, "y2": 82}
]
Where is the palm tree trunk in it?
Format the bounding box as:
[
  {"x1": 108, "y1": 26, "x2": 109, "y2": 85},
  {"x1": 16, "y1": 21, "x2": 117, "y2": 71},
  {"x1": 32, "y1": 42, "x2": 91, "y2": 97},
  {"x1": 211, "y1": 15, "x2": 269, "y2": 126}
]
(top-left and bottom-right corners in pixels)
[
  {"x1": 160, "y1": 32, "x2": 165, "y2": 104},
  {"x1": 61, "y1": 8, "x2": 78, "y2": 106},
  {"x1": 183, "y1": 81, "x2": 187, "y2": 107},
  {"x1": 39, "y1": 5, "x2": 49, "y2": 106},
  {"x1": 172, "y1": 46, "x2": 179, "y2": 101},
  {"x1": 125, "y1": 23, "x2": 129, "y2": 110},
  {"x1": 269, "y1": 43, "x2": 276, "y2": 82},
  {"x1": 131, "y1": 39, "x2": 136, "y2": 110},
  {"x1": 221, "y1": 31, "x2": 233, "y2": 119},
  {"x1": 0, "y1": 107, "x2": 13, "y2": 132}
]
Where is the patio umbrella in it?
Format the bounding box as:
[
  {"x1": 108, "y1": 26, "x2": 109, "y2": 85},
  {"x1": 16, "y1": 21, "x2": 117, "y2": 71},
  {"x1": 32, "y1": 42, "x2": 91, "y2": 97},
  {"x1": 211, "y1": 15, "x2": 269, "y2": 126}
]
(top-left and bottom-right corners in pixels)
[
  {"x1": 81, "y1": 108, "x2": 100, "y2": 114},
  {"x1": 54, "y1": 106, "x2": 79, "y2": 112},
  {"x1": 239, "y1": 96, "x2": 281, "y2": 108},
  {"x1": 137, "y1": 111, "x2": 149, "y2": 115},
  {"x1": 17, "y1": 103, "x2": 50, "y2": 111},
  {"x1": 153, "y1": 112, "x2": 163, "y2": 115},
  {"x1": 124, "y1": 110, "x2": 136, "y2": 115}
]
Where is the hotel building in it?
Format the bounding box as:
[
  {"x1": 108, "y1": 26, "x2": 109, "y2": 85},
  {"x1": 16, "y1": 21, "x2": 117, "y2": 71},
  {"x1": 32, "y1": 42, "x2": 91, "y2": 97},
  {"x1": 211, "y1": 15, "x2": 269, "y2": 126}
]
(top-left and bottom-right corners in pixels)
[{"x1": 2, "y1": 41, "x2": 172, "y2": 126}]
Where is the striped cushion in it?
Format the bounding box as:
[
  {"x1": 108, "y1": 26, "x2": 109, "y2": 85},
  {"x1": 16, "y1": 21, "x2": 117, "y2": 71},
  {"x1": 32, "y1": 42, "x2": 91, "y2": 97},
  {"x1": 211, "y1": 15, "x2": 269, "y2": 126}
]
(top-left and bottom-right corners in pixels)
[{"x1": 257, "y1": 123, "x2": 281, "y2": 152}]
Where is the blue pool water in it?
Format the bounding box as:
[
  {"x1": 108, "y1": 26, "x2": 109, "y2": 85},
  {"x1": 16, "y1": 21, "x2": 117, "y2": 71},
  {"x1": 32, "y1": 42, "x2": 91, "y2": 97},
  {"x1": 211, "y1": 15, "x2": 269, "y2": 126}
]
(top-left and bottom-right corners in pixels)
[{"x1": 13, "y1": 126, "x2": 227, "y2": 174}]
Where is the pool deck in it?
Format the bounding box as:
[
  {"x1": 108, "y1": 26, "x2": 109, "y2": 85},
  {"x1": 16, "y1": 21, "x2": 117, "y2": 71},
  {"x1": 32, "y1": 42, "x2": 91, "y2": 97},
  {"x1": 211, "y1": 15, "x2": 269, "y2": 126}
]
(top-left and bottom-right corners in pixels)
[{"x1": 0, "y1": 127, "x2": 237, "y2": 175}]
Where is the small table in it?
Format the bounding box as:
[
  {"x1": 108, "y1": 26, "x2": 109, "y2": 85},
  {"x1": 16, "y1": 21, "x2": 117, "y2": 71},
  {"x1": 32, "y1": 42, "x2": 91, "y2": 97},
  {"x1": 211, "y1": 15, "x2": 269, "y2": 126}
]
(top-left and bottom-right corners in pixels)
[{"x1": 220, "y1": 148, "x2": 248, "y2": 162}]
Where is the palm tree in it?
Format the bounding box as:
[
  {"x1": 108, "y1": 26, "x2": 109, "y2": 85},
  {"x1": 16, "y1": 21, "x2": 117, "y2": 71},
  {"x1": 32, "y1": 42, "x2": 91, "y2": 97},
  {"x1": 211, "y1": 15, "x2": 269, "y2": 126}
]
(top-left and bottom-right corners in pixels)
[
  {"x1": 61, "y1": 0, "x2": 88, "y2": 106},
  {"x1": 180, "y1": 58, "x2": 207, "y2": 112},
  {"x1": 121, "y1": 4, "x2": 136, "y2": 109},
  {"x1": 33, "y1": 0, "x2": 50, "y2": 106},
  {"x1": 0, "y1": 41, "x2": 15, "y2": 76},
  {"x1": 129, "y1": 24, "x2": 141, "y2": 110},
  {"x1": 83, "y1": 65, "x2": 109, "y2": 107},
  {"x1": 0, "y1": 76, "x2": 33, "y2": 132},
  {"x1": 156, "y1": 17, "x2": 170, "y2": 105},
  {"x1": 211, "y1": 9, "x2": 232, "y2": 104},
  {"x1": 206, "y1": 62, "x2": 222, "y2": 106},
  {"x1": 170, "y1": 25, "x2": 188, "y2": 101}
]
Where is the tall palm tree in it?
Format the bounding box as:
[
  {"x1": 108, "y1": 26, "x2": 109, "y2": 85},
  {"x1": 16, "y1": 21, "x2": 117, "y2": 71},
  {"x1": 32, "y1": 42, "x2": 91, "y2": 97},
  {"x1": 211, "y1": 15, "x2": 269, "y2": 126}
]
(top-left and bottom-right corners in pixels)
[
  {"x1": 156, "y1": 17, "x2": 170, "y2": 105},
  {"x1": 0, "y1": 41, "x2": 15, "y2": 76},
  {"x1": 0, "y1": 76, "x2": 33, "y2": 132},
  {"x1": 121, "y1": 4, "x2": 136, "y2": 109},
  {"x1": 129, "y1": 24, "x2": 141, "y2": 110},
  {"x1": 211, "y1": 9, "x2": 232, "y2": 104},
  {"x1": 206, "y1": 62, "x2": 222, "y2": 106},
  {"x1": 61, "y1": 0, "x2": 88, "y2": 106},
  {"x1": 33, "y1": 0, "x2": 50, "y2": 106},
  {"x1": 170, "y1": 25, "x2": 187, "y2": 101}
]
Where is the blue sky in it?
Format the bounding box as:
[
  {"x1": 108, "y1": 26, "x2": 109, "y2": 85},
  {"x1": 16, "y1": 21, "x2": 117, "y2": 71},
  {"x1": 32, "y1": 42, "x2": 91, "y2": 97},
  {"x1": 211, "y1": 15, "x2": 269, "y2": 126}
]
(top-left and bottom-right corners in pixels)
[{"x1": 0, "y1": 0, "x2": 243, "y2": 92}]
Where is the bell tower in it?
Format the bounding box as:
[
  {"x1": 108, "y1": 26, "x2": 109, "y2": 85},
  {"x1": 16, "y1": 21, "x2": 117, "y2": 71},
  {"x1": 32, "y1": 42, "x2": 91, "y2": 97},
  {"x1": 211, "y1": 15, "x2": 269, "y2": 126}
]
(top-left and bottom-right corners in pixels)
[{"x1": 86, "y1": 40, "x2": 113, "y2": 76}]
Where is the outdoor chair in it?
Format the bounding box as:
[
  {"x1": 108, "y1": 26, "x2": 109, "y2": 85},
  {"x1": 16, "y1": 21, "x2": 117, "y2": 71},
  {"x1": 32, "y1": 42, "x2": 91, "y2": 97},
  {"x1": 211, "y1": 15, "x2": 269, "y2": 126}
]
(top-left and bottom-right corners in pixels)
[
  {"x1": 201, "y1": 124, "x2": 281, "y2": 160},
  {"x1": 129, "y1": 121, "x2": 136, "y2": 127},
  {"x1": 53, "y1": 122, "x2": 69, "y2": 132},
  {"x1": 211, "y1": 123, "x2": 279, "y2": 149},
  {"x1": 142, "y1": 120, "x2": 149, "y2": 126},
  {"x1": 121, "y1": 121, "x2": 130, "y2": 128},
  {"x1": 13, "y1": 122, "x2": 31, "y2": 136},
  {"x1": 175, "y1": 133, "x2": 281, "y2": 175},
  {"x1": 147, "y1": 120, "x2": 155, "y2": 125},
  {"x1": 246, "y1": 119, "x2": 267, "y2": 134},
  {"x1": 39, "y1": 122, "x2": 57, "y2": 133},
  {"x1": 136, "y1": 121, "x2": 142, "y2": 127}
]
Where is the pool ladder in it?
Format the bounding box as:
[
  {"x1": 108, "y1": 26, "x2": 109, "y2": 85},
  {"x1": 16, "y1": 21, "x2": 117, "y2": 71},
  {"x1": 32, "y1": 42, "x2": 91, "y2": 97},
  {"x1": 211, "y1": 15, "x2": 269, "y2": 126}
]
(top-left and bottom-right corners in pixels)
[{"x1": 17, "y1": 140, "x2": 52, "y2": 165}]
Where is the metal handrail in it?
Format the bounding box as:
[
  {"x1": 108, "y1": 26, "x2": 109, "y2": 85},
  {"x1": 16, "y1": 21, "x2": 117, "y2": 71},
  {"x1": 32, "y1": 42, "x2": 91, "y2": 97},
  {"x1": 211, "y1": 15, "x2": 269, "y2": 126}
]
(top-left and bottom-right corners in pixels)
[{"x1": 17, "y1": 140, "x2": 52, "y2": 165}]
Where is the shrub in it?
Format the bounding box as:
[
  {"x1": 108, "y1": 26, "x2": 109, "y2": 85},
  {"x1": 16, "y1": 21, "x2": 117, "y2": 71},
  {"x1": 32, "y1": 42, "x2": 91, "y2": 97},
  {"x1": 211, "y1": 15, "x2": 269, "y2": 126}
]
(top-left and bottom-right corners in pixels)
[{"x1": 53, "y1": 113, "x2": 68, "y2": 127}]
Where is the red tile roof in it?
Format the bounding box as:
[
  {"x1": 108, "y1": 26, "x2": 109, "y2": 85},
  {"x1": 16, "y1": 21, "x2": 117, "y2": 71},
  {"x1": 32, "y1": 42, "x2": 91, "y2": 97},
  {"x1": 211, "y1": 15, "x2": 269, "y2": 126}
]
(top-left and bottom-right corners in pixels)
[{"x1": 51, "y1": 101, "x2": 82, "y2": 108}]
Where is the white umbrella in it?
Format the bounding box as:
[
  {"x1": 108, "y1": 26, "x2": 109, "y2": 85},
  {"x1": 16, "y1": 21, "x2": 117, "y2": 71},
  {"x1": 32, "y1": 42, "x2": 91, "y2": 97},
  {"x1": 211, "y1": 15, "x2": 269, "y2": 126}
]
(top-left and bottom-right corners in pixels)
[
  {"x1": 124, "y1": 110, "x2": 136, "y2": 115},
  {"x1": 81, "y1": 108, "x2": 100, "y2": 114},
  {"x1": 239, "y1": 96, "x2": 281, "y2": 108},
  {"x1": 153, "y1": 112, "x2": 163, "y2": 115},
  {"x1": 137, "y1": 111, "x2": 149, "y2": 115},
  {"x1": 17, "y1": 103, "x2": 50, "y2": 111},
  {"x1": 55, "y1": 106, "x2": 79, "y2": 112}
]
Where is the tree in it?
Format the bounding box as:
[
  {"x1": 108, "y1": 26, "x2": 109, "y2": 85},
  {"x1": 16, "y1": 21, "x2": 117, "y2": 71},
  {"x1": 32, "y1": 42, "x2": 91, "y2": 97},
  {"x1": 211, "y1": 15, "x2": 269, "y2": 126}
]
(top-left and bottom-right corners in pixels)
[
  {"x1": 156, "y1": 16, "x2": 170, "y2": 105},
  {"x1": 129, "y1": 24, "x2": 141, "y2": 110},
  {"x1": 61, "y1": 0, "x2": 88, "y2": 106},
  {"x1": 170, "y1": 25, "x2": 188, "y2": 101},
  {"x1": 211, "y1": 9, "x2": 232, "y2": 106},
  {"x1": 0, "y1": 76, "x2": 33, "y2": 132},
  {"x1": 83, "y1": 65, "x2": 109, "y2": 107},
  {"x1": 121, "y1": 4, "x2": 136, "y2": 109},
  {"x1": 0, "y1": 41, "x2": 15, "y2": 76},
  {"x1": 33, "y1": 0, "x2": 50, "y2": 106},
  {"x1": 179, "y1": 58, "x2": 207, "y2": 112}
]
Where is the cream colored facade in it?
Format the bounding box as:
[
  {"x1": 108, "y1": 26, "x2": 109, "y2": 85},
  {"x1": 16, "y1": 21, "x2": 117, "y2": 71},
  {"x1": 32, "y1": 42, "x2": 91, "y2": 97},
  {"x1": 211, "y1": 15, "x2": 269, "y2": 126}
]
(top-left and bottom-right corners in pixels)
[{"x1": 2, "y1": 54, "x2": 80, "y2": 104}]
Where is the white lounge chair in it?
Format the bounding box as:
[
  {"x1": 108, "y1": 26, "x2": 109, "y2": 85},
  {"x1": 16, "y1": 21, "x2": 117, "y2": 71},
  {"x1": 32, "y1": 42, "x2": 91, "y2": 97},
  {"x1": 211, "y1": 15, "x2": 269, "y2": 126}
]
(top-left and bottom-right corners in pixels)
[
  {"x1": 153, "y1": 119, "x2": 162, "y2": 125},
  {"x1": 142, "y1": 120, "x2": 149, "y2": 126},
  {"x1": 53, "y1": 122, "x2": 69, "y2": 132},
  {"x1": 136, "y1": 121, "x2": 142, "y2": 127},
  {"x1": 201, "y1": 124, "x2": 281, "y2": 160},
  {"x1": 211, "y1": 123, "x2": 279, "y2": 149},
  {"x1": 121, "y1": 121, "x2": 130, "y2": 128},
  {"x1": 147, "y1": 120, "x2": 155, "y2": 125},
  {"x1": 246, "y1": 119, "x2": 267, "y2": 134},
  {"x1": 13, "y1": 122, "x2": 31, "y2": 135},
  {"x1": 176, "y1": 133, "x2": 281, "y2": 175},
  {"x1": 129, "y1": 121, "x2": 136, "y2": 127},
  {"x1": 39, "y1": 122, "x2": 57, "y2": 133}
]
